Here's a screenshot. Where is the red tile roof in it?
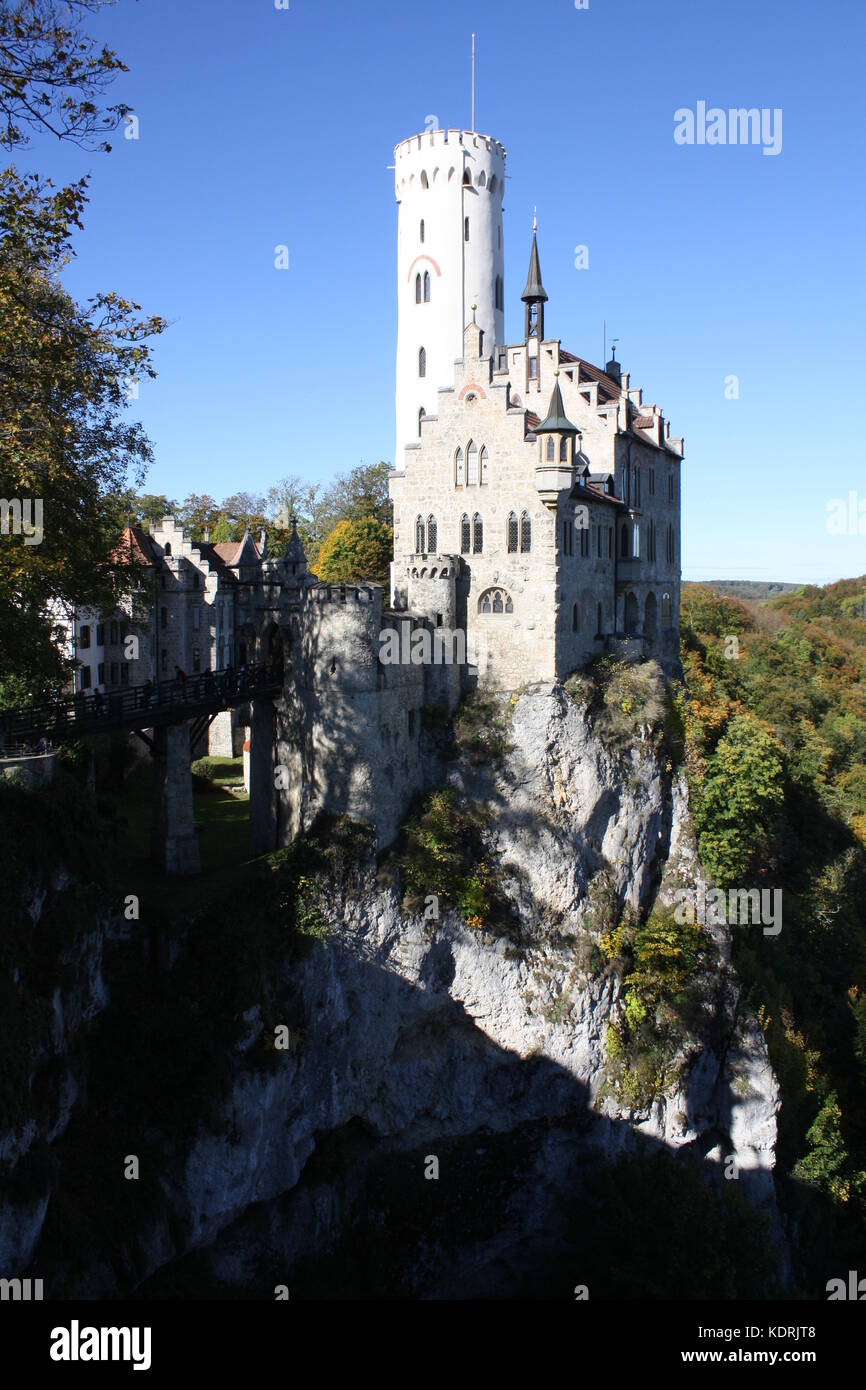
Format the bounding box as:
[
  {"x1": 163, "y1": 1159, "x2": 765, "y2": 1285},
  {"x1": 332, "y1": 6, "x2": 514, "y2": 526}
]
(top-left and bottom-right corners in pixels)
[
  {"x1": 559, "y1": 351, "x2": 622, "y2": 404},
  {"x1": 114, "y1": 525, "x2": 157, "y2": 567}
]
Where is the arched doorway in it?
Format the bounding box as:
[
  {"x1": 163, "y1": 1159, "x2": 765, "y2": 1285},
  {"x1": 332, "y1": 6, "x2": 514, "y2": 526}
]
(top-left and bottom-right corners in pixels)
[
  {"x1": 645, "y1": 591, "x2": 658, "y2": 639},
  {"x1": 625, "y1": 592, "x2": 639, "y2": 636},
  {"x1": 238, "y1": 622, "x2": 257, "y2": 668},
  {"x1": 266, "y1": 623, "x2": 286, "y2": 683}
]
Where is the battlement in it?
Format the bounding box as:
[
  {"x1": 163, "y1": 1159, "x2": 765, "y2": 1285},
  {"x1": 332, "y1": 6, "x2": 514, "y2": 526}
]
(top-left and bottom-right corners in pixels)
[
  {"x1": 406, "y1": 554, "x2": 459, "y2": 579},
  {"x1": 394, "y1": 128, "x2": 506, "y2": 164},
  {"x1": 307, "y1": 582, "x2": 380, "y2": 605}
]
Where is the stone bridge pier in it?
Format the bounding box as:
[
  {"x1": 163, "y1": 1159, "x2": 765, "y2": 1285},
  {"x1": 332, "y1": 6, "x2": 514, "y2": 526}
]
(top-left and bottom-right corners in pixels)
[{"x1": 151, "y1": 723, "x2": 200, "y2": 875}]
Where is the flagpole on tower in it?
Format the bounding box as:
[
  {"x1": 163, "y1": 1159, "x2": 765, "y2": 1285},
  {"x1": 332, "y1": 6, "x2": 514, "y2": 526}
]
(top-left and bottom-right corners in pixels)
[{"x1": 471, "y1": 33, "x2": 476, "y2": 132}]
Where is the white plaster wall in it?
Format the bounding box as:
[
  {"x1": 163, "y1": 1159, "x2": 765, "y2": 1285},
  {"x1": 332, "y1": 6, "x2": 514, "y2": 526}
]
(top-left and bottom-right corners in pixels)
[{"x1": 395, "y1": 129, "x2": 505, "y2": 464}]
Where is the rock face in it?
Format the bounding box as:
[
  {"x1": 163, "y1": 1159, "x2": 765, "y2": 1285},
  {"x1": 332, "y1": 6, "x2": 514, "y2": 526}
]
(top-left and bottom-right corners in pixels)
[{"x1": 1, "y1": 682, "x2": 786, "y2": 1298}]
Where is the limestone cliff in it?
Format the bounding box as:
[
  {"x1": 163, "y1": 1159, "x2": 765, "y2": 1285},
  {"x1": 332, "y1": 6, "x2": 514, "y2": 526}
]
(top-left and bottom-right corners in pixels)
[{"x1": 1, "y1": 681, "x2": 786, "y2": 1298}]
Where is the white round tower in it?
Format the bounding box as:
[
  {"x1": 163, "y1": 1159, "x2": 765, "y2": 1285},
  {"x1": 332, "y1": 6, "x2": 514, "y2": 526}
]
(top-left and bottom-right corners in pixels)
[{"x1": 394, "y1": 128, "x2": 506, "y2": 464}]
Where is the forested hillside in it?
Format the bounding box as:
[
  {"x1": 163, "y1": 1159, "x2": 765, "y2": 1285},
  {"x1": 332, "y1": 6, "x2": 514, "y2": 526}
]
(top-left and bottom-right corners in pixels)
[{"x1": 680, "y1": 578, "x2": 866, "y2": 1284}]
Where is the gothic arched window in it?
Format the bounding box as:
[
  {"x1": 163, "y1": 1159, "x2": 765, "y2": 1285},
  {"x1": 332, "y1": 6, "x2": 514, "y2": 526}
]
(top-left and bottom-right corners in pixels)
[
  {"x1": 427, "y1": 515, "x2": 437, "y2": 553},
  {"x1": 460, "y1": 514, "x2": 471, "y2": 554},
  {"x1": 467, "y1": 440, "x2": 479, "y2": 485},
  {"x1": 560, "y1": 436, "x2": 568, "y2": 462},
  {"x1": 572, "y1": 603, "x2": 580, "y2": 632},
  {"x1": 419, "y1": 347, "x2": 426, "y2": 378},
  {"x1": 463, "y1": 168, "x2": 471, "y2": 185},
  {"x1": 418, "y1": 407, "x2": 426, "y2": 437},
  {"x1": 478, "y1": 587, "x2": 514, "y2": 615},
  {"x1": 455, "y1": 447, "x2": 465, "y2": 486},
  {"x1": 472, "y1": 513, "x2": 483, "y2": 554},
  {"x1": 662, "y1": 592, "x2": 672, "y2": 628},
  {"x1": 520, "y1": 511, "x2": 531, "y2": 553},
  {"x1": 507, "y1": 512, "x2": 518, "y2": 553},
  {"x1": 480, "y1": 446, "x2": 489, "y2": 484},
  {"x1": 415, "y1": 274, "x2": 422, "y2": 304},
  {"x1": 621, "y1": 523, "x2": 630, "y2": 558},
  {"x1": 415, "y1": 516, "x2": 425, "y2": 553},
  {"x1": 423, "y1": 271, "x2": 431, "y2": 302},
  {"x1": 546, "y1": 436, "x2": 555, "y2": 462},
  {"x1": 420, "y1": 219, "x2": 425, "y2": 243}
]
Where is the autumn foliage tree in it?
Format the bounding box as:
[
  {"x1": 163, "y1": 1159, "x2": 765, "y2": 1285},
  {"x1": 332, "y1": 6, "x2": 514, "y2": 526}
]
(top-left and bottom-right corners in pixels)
[{"x1": 316, "y1": 517, "x2": 392, "y2": 585}]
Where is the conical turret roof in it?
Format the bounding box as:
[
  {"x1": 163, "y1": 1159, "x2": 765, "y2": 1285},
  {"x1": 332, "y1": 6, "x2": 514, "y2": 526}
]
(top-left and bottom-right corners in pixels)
[{"x1": 537, "y1": 377, "x2": 577, "y2": 434}]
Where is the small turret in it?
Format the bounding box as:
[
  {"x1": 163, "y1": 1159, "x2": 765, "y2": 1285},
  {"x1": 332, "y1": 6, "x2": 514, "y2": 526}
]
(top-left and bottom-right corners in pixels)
[
  {"x1": 535, "y1": 371, "x2": 579, "y2": 507},
  {"x1": 605, "y1": 342, "x2": 622, "y2": 385}
]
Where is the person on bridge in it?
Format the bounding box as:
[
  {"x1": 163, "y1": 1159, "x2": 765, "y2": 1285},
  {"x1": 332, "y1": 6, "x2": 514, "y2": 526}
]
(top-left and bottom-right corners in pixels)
[
  {"x1": 174, "y1": 665, "x2": 189, "y2": 702},
  {"x1": 141, "y1": 678, "x2": 153, "y2": 710},
  {"x1": 93, "y1": 689, "x2": 105, "y2": 717}
]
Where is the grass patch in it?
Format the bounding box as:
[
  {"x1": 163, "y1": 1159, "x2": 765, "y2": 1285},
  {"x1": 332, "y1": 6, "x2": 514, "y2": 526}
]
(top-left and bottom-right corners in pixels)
[
  {"x1": 600, "y1": 907, "x2": 714, "y2": 1111},
  {"x1": 384, "y1": 787, "x2": 517, "y2": 936},
  {"x1": 565, "y1": 657, "x2": 667, "y2": 756},
  {"x1": 452, "y1": 691, "x2": 514, "y2": 766}
]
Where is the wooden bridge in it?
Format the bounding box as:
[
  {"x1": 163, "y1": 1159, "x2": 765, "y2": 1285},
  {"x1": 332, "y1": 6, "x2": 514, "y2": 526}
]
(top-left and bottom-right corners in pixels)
[{"x1": 0, "y1": 662, "x2": 281, "y2": 757}]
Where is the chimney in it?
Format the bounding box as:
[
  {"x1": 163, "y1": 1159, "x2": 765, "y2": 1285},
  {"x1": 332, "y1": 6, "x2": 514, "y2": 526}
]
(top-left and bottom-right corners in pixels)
[{"x1": 203, "y1": 526, "x2": 210, "y2": 543}]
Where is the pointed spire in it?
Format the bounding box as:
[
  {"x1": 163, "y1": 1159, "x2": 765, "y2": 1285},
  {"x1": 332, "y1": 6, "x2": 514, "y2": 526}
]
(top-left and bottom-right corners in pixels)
[
  {"x1": 284, "y1": 518, "x2": 306, "y2": 567},
  {"x1": 521, "y1": 227, "x2": 548, "y2": 304}
]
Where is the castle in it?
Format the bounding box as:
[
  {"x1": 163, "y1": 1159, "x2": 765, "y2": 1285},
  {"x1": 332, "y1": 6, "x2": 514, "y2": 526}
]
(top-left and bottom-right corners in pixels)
[
  {"x1": 389, "y1": 128, "x2": 683, "y2": 689},
  {"x1": 92, "y1": 125, "x2": 683, "y2": 866}
]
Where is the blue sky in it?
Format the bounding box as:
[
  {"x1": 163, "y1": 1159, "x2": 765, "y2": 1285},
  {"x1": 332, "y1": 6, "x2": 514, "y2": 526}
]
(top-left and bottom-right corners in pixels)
[{"x1": 19, "y1": 0, "x2": 866, "y2": 583}]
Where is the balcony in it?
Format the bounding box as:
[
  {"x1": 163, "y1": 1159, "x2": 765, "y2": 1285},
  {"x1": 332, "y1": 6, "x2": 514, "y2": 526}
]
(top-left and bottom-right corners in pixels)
[
  {"x1": 535, "y1": 464, "x2": 577, "y2": 509},
  {"x1": 616, "y1": 557, "x2": 642, "y2": 582}
]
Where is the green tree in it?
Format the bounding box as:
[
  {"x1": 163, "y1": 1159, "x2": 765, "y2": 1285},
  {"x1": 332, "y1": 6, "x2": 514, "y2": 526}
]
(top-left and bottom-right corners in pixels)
[
  {"x1": 316, "y1": 517, "x2": 392, "y2": 585},
  {"x1": 321, "y1": 461, "x2": 393, "y2": 529},
  {"x1": 693, "y1": 714, "x2": 785, "y2": 884},
  {"x1": 0, "y1": 171, "x2": 165, "y2": 700}
]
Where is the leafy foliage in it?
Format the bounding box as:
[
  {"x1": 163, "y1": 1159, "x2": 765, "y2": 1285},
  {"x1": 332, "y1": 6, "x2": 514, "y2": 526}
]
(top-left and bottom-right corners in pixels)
[
  {"x1": 0, "y1": 0, "x2": 129, "y2": 151},
  {"x1": 566, "y1": 656, "x2": 667, "y2": 756},
  {"x1": 316, "y1": 515, "x2": 392, "y2": 584},
  {"x1": 681, "y1": 579, "x2": 866, "y2": 1285}
]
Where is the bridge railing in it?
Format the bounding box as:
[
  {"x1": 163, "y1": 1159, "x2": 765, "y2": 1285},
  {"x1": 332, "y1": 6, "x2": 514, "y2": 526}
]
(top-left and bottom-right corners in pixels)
[{"x1": 0, "y1": 662, "x2": 282, "y2": 754}]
